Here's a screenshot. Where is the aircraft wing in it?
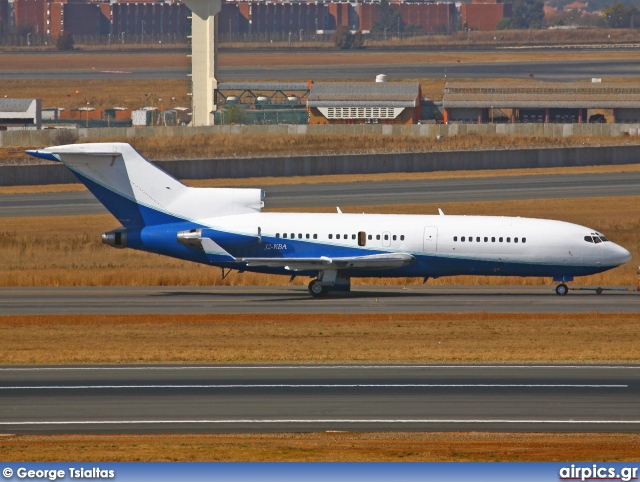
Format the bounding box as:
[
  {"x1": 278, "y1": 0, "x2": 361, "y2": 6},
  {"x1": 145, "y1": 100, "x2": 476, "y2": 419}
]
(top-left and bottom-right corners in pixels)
[{"x1": 240, "y1": 253, "x2": 415, "y2": 271}]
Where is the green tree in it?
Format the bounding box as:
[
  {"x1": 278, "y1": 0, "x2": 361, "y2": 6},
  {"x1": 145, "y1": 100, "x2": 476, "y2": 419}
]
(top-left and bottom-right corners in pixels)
[
  {"x1": 603, "y1": 2, "x2": 639, "y2": 27},
  {"x1": 334, "y1": 26, "x2": 365, "y2": 50},
  {"x1": 496, "y1": 0, "x2": 544, "y2": 29},
  {"x1": 56, "y1": 32, "x2": 74, "y2": 51},
  {"x1": 372, "y1": 0, "x2": 402, "y2": 33}
]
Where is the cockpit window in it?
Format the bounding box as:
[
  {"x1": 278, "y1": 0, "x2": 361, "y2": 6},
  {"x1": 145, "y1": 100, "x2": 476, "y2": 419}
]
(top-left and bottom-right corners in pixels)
[
  {"x1": 593, "y1": 236, "x2": 602, "y2": 244},
  {"x1": 599, "y1": 235, "x2": 608, "y2": 242},
  {"x1": 584, "y1": 236, "x2": 593, "y2": 243}
]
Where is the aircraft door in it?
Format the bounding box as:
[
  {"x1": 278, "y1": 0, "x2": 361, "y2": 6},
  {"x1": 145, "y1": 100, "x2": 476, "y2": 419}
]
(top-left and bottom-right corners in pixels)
[{"x1": 423, "y1": 227, "x2": 438, "y2": 253}]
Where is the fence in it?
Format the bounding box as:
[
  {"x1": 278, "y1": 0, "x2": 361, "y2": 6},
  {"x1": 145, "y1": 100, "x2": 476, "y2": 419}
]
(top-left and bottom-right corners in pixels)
[
  {"x1": 2, "y1": 144, "x2": 639, "y2": 187},
  {"x1": 3, "y1": 122, "x2": 640, "y2": 149}
]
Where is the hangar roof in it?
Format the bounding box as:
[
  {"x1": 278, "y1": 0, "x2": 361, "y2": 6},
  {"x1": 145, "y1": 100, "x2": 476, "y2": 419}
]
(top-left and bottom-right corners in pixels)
[
  {"x1": 443, "y1": 82, "x2": 640, "y2": 109},
  {"x1": 0, "y1": 98, "x2": 36, "y2": 113},
  {"x1": 308, "y1": 82, "x2": 420, "y2": 108}
]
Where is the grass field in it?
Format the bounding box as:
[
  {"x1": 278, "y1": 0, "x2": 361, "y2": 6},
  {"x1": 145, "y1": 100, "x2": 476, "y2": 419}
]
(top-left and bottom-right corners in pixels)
[
  {"x1": 1, "y1": 195, "x2": 637, "y2": 288},
  {"x1": 2, "y1": 432, "x2": 640, "y2": 462},
  {"x1": 5, "y1": 131, "x2": 640, "y2": 165},
  {"x1": 2, "y1": 313, "x2": 639, "y2": 365}
]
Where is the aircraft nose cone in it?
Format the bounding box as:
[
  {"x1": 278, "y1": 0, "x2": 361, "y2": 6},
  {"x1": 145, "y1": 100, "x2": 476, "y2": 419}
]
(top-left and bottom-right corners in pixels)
[{"x1": 612, "y1": 244, "x2": 632, "y2": 265}]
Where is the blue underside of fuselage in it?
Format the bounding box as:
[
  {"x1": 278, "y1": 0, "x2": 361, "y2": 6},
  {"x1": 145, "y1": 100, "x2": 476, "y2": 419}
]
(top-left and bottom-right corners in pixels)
[{"x1": 75, "y1": 170, "x2": 614, "y2": 280}]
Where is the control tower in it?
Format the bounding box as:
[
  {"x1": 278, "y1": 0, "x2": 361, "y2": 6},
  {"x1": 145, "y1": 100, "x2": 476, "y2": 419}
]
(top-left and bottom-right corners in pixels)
[{"x1": 183, "y1": 0, "x2": 220, "y2": 126}]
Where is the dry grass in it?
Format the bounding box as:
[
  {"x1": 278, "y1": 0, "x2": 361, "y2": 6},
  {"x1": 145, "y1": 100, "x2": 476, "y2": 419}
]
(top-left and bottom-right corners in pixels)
[
  {"x1": 0, "y1": 195, "x2": 637, "y2": 288},
  {"x1": 3, "y1": 163, "x2": 640, "y2": 194},
  {"x1": 1, "y1": 313, "x2": 639, "y2": 364},
  {"x1": 0, "y1": 79, "x2": 190, "y2": 112},
  {"x1": 2, "y1": 432, "x2": 640, "y2": 462},
  {"x1": 7, "y1": 131, "x2": 640, "y2": 166},
  {"x1": 3, "y1": 50, "x2": 640, "y2": 71}
]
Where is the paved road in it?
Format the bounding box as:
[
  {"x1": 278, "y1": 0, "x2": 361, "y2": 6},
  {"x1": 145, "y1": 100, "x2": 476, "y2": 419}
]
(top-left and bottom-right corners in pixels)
[
  {"x1": 0, "y1": 365, "x2": 637, "y2": 434},
  {"x1": 0, "y1": 286, "x2": 637, "y2": 315},
  {"x1": 3, "y1": 59, "x2": 640, "y2": 81},
  {"x1": 3, "y1": 172, "x2": 640, "y2": 218}
]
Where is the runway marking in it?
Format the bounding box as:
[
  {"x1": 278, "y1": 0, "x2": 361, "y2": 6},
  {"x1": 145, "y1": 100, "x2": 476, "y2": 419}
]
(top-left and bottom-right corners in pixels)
[
  {"x1": 1, "y1": 365, "x2": 639, "y2": 371},
  {"x1": 2, "y1": 419, "x2": 640, "y2": 426},
  {"x1": 0, "y1": 384, "x2": 628, "y2": 389}
]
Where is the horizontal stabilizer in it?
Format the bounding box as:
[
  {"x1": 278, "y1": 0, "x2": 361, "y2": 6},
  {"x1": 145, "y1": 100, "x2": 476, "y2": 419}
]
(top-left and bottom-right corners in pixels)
[{"x1": 26, "y1": 143, "x2": 263, "y2": 228}]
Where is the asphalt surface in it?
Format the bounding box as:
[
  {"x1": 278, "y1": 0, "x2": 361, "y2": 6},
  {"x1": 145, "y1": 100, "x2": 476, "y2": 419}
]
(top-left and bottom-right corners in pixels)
[
  {"x1": 3, "y1": 171, "x2": 640, "y2": 218},
  {"x1": 0, "y1": 365, "x2": 637, "y2": 434},
  {"x1": 1, "y1": 286, "x2": 638, "y2": 315},
  {"x1": 4, "y1": 59, "x2": 640, "y2": 81}
]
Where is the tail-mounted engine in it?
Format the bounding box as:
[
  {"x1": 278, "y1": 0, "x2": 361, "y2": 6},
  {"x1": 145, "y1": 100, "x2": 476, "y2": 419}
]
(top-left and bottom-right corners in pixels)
[{"x1": 102, "y1": 228, "x2": 127, "y2": 249}]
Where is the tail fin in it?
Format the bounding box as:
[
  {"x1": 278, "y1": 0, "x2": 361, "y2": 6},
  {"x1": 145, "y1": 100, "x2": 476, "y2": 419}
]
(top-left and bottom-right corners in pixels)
[{"x1": 27, "y1": 143, "x2": 263, "y2": 228}]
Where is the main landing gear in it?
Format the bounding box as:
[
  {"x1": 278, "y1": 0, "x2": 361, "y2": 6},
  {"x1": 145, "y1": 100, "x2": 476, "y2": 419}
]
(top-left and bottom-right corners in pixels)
[
  {"x1": 308, "y1": 280, "x2": 329, "y2": 297},
  {"x1": 307, "y1": 271, "x2": 351, "y2": 298}
]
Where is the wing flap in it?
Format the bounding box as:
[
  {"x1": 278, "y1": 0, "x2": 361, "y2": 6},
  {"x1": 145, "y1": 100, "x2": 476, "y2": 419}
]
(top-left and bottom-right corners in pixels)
[{"x1": 240, "y1": 253, "x2": 414, "y2": 271}]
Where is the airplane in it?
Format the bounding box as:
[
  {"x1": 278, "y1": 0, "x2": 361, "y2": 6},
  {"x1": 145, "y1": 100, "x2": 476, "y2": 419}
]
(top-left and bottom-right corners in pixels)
[{"x1": 27, "y1": 142, "x2": 632, "y2": 297}]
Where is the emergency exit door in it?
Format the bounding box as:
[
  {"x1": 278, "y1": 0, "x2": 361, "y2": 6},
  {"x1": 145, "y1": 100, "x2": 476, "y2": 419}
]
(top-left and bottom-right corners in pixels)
[{"x1": 423, "y1": 227, "x2": 438, "y2": 253}]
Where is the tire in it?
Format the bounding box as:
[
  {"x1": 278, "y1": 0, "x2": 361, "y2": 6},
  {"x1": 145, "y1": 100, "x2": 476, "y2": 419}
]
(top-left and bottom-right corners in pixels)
[
  {"x1": 308, "y1": 280, "x2": 329, "y2": 297},
  {"x1": 555, "y1": 283, "x2": 569, "y2": 296},
  {"x1": 596, "y1": 287, "x2": 603, "y2": 295}
]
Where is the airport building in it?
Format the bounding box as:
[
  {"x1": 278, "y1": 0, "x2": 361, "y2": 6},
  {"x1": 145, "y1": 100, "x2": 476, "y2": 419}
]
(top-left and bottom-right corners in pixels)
[
  {"x1": 0, "y1": 98, "x2": 42, "y2": 130},
  {"x1": 307, "y1": 81, "x2": 421, "y2": 125},
  {"x1": 442, "y1": 81, "x2": 640, "y2": 124},
  {"x1": 460, "y1": 0, "x2": 511, "y2": 31}
]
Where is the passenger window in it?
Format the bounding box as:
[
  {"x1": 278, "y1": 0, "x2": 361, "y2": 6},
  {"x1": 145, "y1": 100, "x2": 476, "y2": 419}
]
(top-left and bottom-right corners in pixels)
[
  {"x1": 306, "y1": 234, "x2": 310, "y2": 239},
  {"x1": 329, "y1": 234, "x2": 333, "y2": 239},
  {"x1": 298, "y1": 234, "x2": 302, "y2": 239},
  {"x1": 461, "y1": 236, "x2": 465, "y2": 242},
  {"x1": 454, "y1": 236, "x2": 458, "y2": 242},
  {"x1": 384, "y1": 235, "x2": 389, "y2": 241},
  {"x1": 344, "y1": 234, "x2": 348, "y2": 239},
  {"x1": 476, "y1": 237, "x2": 480, "y2": 242},
  {"x1": 393, "y1": 235, "x2": 397, "y2": 241},
  {"x1": 283, "y1": 233, "x2": 287, "y2": 238},
  {"x1": 352, "y1": 234, "x2": 356, "y2": 240},
  {"x1": 469, "y1": 237, "x2": 473, "y2": 242},
  {"x1": 290, "y1": 233, "x2": 294, "y2": 239},
  {"x1": 276, "y1": 233, "x2": 280, "y2": 238},
  {"x1": 522, "y1": 238, "x2": 526, "y2": 243},
  {"x1": 358, "y1": 231, "x2": 366, "y2": 247},
  {"x1": 313, "y1": 234, "x2": 317, "y2": 239},
  {"x1": 368, "y1": 235, "x2": 372, "y2": 240},
  {"x1": 514, "y1": 238, "x2": 518, "y2": 243},
  {"x1": 491, "y1": 237, "x2": 495, "y2": 242},
  {"x1": 336, "y1": 234, "x2": 340, "y2": 239},
  {"x1": 499, "y1": 237, "x2": 503, "y2": 242},
  {"x1": 400, "y1": 235, "x2": 404, "y2": 241},
  {"x1": 376, "y1": 235, "x2": 380, "y2": 240},
  {"x1": 484, "y1": 237, "x2": 488, "y2": 242},
  {"x1": 507, "y1": 237, "x2": 511, "y2": 243}
]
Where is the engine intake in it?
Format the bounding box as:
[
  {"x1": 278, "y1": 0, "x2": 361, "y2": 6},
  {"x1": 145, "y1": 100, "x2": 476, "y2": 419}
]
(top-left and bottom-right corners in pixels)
[{"x1": 102, "y1": 229, "x2": 127, "y2": 249}]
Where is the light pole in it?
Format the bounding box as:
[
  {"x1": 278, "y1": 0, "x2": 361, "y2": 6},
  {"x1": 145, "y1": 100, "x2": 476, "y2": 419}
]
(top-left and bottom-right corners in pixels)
[{"x1": 85, "y1": 102, "x2": 90, "y2": 128}]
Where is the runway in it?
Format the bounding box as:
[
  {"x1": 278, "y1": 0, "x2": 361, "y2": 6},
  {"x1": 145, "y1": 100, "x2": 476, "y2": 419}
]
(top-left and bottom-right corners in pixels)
[
  {"x1": 1, "y1": 285, "x2": 637, "y2": 315},
  {"x1": 0, "y1": 364, "x2": 637, "y2": 434},
  {"x1": 4, "y1": 59, "x2": 640, "y2": 81},
  {"x1": 3, "y1": 171, "x2": 640, "y2": 218}
]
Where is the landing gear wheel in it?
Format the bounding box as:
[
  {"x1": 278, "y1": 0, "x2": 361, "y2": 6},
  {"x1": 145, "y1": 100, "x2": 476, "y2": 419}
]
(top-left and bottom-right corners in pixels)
[
  {"x1": 555, "y1": 283, "x2": 569, "y2": 296},
  {"x1": 596, "y1": 287, "x2": 603, "y2": 295},
  {"x1": 308, "y1": 280, "x2": 329, "y2": 297}
]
